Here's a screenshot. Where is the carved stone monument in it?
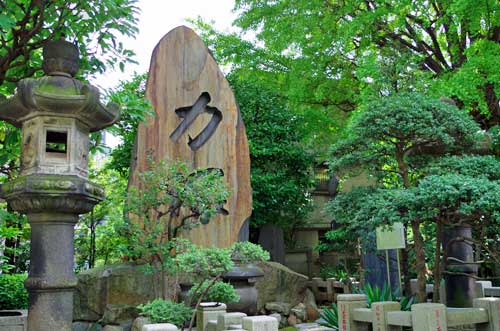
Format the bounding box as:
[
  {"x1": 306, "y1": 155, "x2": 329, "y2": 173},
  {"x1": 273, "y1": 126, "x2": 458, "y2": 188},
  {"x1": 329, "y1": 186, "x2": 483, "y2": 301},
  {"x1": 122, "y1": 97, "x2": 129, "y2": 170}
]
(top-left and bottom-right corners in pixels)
[
  {"x1": 0, "y1": 40, "x2": 118, "y2": 330},
  {"x1": 130, "y1": 26, "x2": 252, "y2": 247}
]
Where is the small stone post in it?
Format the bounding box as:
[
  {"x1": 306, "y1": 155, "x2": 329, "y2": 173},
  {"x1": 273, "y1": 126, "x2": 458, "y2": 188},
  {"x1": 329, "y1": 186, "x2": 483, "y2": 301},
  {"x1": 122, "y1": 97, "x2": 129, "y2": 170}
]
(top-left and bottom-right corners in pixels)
[
  {"x1": 473, "y1": 297, "x2": 500, "y2": 331},
  {"x1": 196, "y1": 303, "x2": 227, "y2": 331},
  {"x1": 411, "y1": 303, "x2": 447, "y2": 331},
  {"x1": 0, "y1": 40, "x2": 118, "y2": 331},
  {"x1": 371, "y1": 302, "x2": 401, "y2": 331},
  {"x1": 476, "y1": 281, "x2": 493, "y2": 298},
  {"x1": 338, "y1": 294, "x2": 368, "y2": 331}
]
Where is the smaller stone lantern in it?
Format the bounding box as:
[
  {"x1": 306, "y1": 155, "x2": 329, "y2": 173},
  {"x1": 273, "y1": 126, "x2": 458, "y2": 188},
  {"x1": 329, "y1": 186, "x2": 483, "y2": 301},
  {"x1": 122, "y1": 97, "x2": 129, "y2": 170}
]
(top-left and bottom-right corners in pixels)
[{"x1": 0, "y1": 40, "x2": 119, "y2": 331}]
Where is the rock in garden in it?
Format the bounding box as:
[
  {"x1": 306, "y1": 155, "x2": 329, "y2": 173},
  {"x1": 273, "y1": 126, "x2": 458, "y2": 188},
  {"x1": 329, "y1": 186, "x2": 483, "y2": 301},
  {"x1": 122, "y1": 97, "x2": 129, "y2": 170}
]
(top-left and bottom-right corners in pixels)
[
  {"x1": 265, "y1": 302, "x2": 291, "y2": 315},
  {"x1": 291, "y1": 303, "x2": 307, "y2": 321},
  {"x1": 102, "y1": 326, "x2": 124, "y2": 331},
  {"x1": 72, "y1": 322, "x2": 103, "y2": 331},
  {"x1": 303, "y1": 288, "x2": 320, "y2": 321},
  {"x1": 256, "y1": 262, "x2": 308, "y2": 311},
  {"x1": 99, "y1": 304, "x2": 140, "y2": 325},
  {"x1": 74, "y1": 264, "x2": 156, "y2": 322},
  {"x1": 287, "y1": 314, "x2": 298, "y2": 326},
  {"x1": 130, "y1": 26, "x2": 252, "y2": 248},
  {"x1": 132, "y1": 317, "x2": 151, "y2": 331}
]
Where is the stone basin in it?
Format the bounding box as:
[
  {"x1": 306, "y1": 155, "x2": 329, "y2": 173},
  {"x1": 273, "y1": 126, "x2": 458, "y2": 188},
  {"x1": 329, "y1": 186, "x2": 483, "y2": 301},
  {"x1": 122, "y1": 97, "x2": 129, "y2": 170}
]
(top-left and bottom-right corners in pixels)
[{"x1": 0, "y1": 310, "x2": 27, "y2": 331}]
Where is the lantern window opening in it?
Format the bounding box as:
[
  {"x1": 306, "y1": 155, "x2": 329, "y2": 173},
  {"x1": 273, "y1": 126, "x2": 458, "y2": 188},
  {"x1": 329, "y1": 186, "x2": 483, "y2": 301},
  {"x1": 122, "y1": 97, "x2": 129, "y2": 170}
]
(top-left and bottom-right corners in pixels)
[{"x1": 45, "y1": 130, "x2": 68, "y2": 155}]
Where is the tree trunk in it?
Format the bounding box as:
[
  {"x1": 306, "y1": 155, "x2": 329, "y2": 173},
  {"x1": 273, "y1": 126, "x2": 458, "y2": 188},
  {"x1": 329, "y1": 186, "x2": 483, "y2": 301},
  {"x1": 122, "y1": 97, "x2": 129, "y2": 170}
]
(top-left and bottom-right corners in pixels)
[
  {"x1": 411, "y1": 219, "x2": 427, "y2": 303},
  {"x1": 432, "y1": 219, "x2": 443, "y2": 303}
]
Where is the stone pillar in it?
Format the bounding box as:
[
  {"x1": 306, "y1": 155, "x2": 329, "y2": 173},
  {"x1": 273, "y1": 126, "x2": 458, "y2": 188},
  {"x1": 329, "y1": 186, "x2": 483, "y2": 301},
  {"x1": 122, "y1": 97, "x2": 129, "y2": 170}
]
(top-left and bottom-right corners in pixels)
[
  {"x1": 473, "y1": 297, "x2": 500, "y2": 331},
  {"x1": 196, "y1": 303, "x2": 227, "y2": 331},
  {"x1": 371, "y1": 302, "x2": 401, "y2": 331},
  {"x1": 25, "y1": 213, "x2": 78, "y2": 331},
  {"x1": 411, "y1": 303, "x2": 447, "y2": 331},
  {"x1": 338, "y1": 294, "x2": 368, "y2": 331},
  {"x1": 442, "y1": 225, "x2": 476, "y2": 307}
]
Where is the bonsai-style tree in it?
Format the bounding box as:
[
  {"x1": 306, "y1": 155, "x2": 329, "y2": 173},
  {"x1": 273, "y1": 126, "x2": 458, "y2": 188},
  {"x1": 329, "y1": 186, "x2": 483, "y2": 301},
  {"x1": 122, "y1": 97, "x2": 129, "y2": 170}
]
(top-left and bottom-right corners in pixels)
[
  {"x1": 122, "y1": 159, "x2": 230, "y2": 298},
  {"x1": 175, "y1": 241, "x2": 269, "y2": 331},
  {"x1": 328, "y1": 93, "x2": 481, "y2": 302}
]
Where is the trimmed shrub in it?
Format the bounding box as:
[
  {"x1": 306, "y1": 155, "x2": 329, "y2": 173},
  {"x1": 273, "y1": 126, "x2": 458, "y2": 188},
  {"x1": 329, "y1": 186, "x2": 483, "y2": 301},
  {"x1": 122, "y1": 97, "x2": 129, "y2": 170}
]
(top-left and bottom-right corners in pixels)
[{"x1": 0, "y1": 274, "x2": 28, "y2": 309}]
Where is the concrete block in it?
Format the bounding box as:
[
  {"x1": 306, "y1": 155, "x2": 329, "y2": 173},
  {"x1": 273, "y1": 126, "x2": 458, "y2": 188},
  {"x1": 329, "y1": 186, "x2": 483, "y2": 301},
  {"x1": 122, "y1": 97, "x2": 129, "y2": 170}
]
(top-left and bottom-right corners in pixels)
[
  {"x1": 242, "y1": 316, "x2": 279, "y2": 331},
  {"x1": 411, "y1": 303, "x2": 447, "y2": 331},
  {"x1": 207, "y1": 320, "x2": 218, "y2": 331},
  {"x1": 474, "y1": 297, "x2": 500, "y2": 331},
  {"x1": 217, "y1": 312, "x2": 247, "y2": 331},
  {"x1": 228, "y1": 325, "x2": 242, "y2": 330},
  {"x1": 197, "y1": 303, "x2": 227, "y2": 331}
]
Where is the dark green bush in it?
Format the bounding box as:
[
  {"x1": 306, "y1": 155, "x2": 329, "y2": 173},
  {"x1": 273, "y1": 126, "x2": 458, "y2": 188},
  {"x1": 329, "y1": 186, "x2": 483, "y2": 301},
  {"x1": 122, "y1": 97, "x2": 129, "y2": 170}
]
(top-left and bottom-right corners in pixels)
[
  {"x1": 0, "y1": 274, "x2": 28, "y2": 309},
  {"x1": 137, "y1": 299, "x2": 192, "y2": 327},
  {"x1": 188, "y1": 280, "x2": 240, "y2": 304}
]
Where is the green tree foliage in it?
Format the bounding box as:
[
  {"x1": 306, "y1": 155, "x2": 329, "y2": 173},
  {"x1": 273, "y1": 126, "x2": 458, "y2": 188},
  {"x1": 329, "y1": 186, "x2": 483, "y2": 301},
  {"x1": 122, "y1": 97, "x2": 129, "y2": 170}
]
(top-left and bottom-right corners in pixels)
[
  {"x1": 0, "y1": 273, "x2": 28, "y2": 309},
  {"x1": 75, "y1": 163, "x2": 129, "y2": 270},
  {"x1": 0, "y1": 208, "x2": 29, "y2": 274},
  {"x1": 121, "y1": 159, "x2": 229, "y2": 299},
  {"x1": 0, "y1": 0, "x2": 139, "y2": 94},
  {"x1": 106, "y1": 73, "x2": 152, "y2": 177},
  {"x1": 174, "y1": 241, "x2": 269, "y2": 331},
  {"x1": 198, "y1": 0, "x2": 500, "y2": 130},
  {"x1": 327, "y1": 93, "x2": 483, "y2": 302},
  {"x1": 137, "y1": 299, "x2": 192, "y2": 327},
  {"x1": 228, "y1": 74, "x2": 315, "y2": 236}
]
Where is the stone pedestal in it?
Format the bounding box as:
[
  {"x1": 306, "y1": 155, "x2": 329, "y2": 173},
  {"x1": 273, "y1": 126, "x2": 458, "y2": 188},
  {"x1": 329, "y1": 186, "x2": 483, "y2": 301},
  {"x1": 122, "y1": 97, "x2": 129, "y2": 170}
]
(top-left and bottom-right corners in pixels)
[
  {"x1": 337, "y1": 294, "x2": 368, "y2": 331},
  {"x1": 410, "y1": 303, "x2": 447, "y2": 331},
  {"x1": 1, "y1": 175, "x2": 104, "y2": 331},
  {"x1": 25, "y1": 213, "x2": 78, "y2": 331},
  {"x1": 196, "y1": 303, "x2": 227, "y2": 331}
]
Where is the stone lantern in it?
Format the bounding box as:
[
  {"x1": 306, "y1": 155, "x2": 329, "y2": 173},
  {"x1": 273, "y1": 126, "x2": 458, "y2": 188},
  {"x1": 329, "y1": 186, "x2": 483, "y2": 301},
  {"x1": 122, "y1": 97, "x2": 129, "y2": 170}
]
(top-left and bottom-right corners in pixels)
[{"x1": 0, "y1": 40, "x2": 119, "y2": 331}]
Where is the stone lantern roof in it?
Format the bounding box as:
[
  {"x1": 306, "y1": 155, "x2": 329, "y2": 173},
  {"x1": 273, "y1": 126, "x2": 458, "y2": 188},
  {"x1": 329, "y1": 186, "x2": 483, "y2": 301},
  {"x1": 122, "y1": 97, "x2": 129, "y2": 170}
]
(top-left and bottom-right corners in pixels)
[{"x1": 0, "y1": 40, "x2": 119, "y2": 132}]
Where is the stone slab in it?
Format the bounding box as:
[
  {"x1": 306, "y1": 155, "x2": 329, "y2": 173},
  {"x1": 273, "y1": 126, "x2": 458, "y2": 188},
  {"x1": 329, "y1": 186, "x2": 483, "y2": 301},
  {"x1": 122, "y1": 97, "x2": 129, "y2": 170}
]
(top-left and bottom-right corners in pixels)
[
  {"x1": 242, "y1": 316, "x2": 279, "y2": 331},
  {"x1": 130, "y1": 26, "x2": 252, "y2": 248},
  {"x1": 141, "y1": 323, "x2": 178, "y2": 331},
  {"x1": 217, "y1": 312, "x2": 247, "y2": 331}
]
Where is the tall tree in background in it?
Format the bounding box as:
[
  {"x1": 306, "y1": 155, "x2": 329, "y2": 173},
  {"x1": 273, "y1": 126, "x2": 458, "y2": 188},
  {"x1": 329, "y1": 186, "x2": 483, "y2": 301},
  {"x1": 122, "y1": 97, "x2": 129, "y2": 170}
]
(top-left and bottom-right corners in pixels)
[
  {"x1": 229, "y1": 74, "x2": 315, "y2": 243},
  {"x1": 0, "y1": 0, "x2": 139, "y2": 94},
  {"x1": 328, "y1": 93, "x2": 482, "y2": 301},
  {"x1": 197, "y1": 0, "x2": 500, "y2": 129}
]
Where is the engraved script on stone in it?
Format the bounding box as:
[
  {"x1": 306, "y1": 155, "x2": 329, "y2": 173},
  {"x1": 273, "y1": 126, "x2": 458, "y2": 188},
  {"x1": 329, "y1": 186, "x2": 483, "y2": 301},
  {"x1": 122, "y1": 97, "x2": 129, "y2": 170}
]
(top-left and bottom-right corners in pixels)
[
  {"x1": 170, "y1": 92, "x2": 222, "y2": 151},
  {"x1": 130, "y1": 26, "x2": 252, "y2": 248}
]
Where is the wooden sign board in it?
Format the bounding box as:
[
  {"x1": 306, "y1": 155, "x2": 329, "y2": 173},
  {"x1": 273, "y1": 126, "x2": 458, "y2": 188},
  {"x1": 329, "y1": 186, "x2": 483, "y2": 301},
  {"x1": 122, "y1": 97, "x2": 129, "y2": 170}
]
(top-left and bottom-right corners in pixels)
[{"x1": 130, "y1": 26, "x2": 252, "y2": 248}]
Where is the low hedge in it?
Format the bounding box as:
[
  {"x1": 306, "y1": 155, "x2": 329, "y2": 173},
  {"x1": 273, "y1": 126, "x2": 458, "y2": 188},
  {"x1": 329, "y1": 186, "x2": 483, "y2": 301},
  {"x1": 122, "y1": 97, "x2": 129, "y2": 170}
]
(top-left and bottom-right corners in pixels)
[{"x1": 0, "y1": 274, "x2": 28, "y2": 310}]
